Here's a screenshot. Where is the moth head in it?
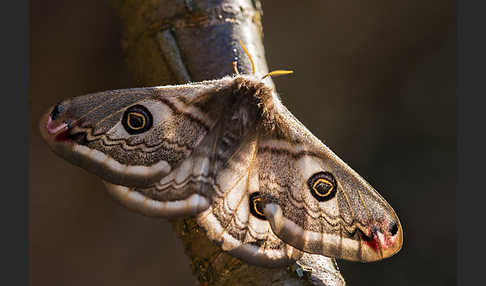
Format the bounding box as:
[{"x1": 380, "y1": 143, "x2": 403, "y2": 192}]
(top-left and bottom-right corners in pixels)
[{"x1": 39, "y1": 88, "x2": 181, "y2": 187}]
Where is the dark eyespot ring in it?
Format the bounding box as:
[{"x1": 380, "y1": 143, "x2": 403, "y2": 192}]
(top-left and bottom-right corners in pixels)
[
  {"x1": 50, "y1": 102, "x2": 64, "y2": 120},
  {"x1": 307, "y1": 171, "x2": 337, "y2": 202},
  {"x1": 122, "y1": 105, "x2": 153, "y2": 134},
  {"x1": 249, "y1": 192, "x2": 266, "y2": 220},
  {"x1": 389, "y1": 222, "x2": 399, "y2": 236}
]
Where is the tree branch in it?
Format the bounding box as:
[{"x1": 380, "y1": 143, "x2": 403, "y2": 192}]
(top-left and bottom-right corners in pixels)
[{"x1": 112, "y1": 0, "x2": 345, "y2": 285}]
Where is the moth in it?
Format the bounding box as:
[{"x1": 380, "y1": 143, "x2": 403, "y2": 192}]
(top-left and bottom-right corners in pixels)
[{"x1": 39, "y1": 45, "x2": 403, "y2": 268}]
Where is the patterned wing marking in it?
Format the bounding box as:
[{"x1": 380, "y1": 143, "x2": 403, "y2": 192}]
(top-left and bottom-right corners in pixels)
[
  {"x1": 40, "y1": 81, "x2": 234, "y2": 188},
  {"x1": 258, "y1": 102, "x2": 403, "y2": 262},
  {"x1": 196, "y1": 138, "x2": 302, "y2": 267},
  {"x1": 102, "y1": 119, "x2": 223, "y2": 217}
]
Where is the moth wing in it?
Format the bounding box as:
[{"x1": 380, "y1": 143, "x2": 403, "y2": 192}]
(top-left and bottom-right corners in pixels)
[
  {"x1": 40, "y1": 79, "x2": 234, "y2": 188},
  {"x1": 196, "y1": 134, "x2": 302, "y2": 267},
  {"x1": 105, "y1": 115, "x2": 302, "y2": 266},
  {"x1": 257, "y1": 102, "x2": 403, "y2": 262},
  {"x1": 102, "y1": 126, "x2": 218, "y2": 217},
  {"x1": 102, "y1": 114, "x2": 256, "y2": 218},
  {"x1": 100, "y1": 81, "x2": 236, "y2": 217}
]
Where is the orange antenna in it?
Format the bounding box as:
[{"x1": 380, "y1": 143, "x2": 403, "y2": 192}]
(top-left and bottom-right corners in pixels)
[
  {"x1": 239, "y1": 40, "x2": 255, "y2": 75},
  {"x1": 232, "y1": 61, "x2": 240, "y2": 75},
  {"x1": 236, "y1": 40, "x2": 294, "y2": 79},
  {"x1": 262, "y1": 70, "x2": 294, "y2": 79}
]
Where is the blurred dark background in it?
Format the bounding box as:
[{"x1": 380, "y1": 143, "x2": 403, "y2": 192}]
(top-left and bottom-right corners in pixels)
[{"x1": 30, "y1": 1, "x2": 455, "y2": 285}]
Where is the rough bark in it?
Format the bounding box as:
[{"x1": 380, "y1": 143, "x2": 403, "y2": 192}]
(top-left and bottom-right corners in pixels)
[{"x1": 112, "y1": 0, "x2": 345, "y2": 285}]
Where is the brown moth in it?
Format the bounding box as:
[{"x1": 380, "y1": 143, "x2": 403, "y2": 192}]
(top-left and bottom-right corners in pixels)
[{"x1": 39, "y1": 58, "x2": 403, "y2": 267}]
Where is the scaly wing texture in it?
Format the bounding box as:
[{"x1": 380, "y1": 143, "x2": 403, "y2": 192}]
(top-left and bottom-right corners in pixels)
[
  {"x1": 196, "y1": 134, "x2": 302, "y2": 267},
  {"x1": 40, "y1": 79, "x2": 234, "y2": 187},
  {"x1": 105, "y1": 86, "x2": 303, "y2": 266},
  {"x1": 40, "y1": 75, "x2": 402, "y2": 266},
  {"x1": 257, "y1": 101, "x2": 403, "y2": 262}
]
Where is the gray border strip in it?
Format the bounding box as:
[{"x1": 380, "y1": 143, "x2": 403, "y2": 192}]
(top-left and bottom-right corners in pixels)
[
  {"x1": 457, "y1": 1, "x2": 484, "y2": 285},
  {"x1": 1, "y1": 0, "x2": 29, "y2": 285}
]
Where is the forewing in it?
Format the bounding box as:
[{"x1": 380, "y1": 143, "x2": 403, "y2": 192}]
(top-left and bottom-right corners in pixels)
[{"x1": 39, "y1": 80, "x2": 233, "y2": 187}]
